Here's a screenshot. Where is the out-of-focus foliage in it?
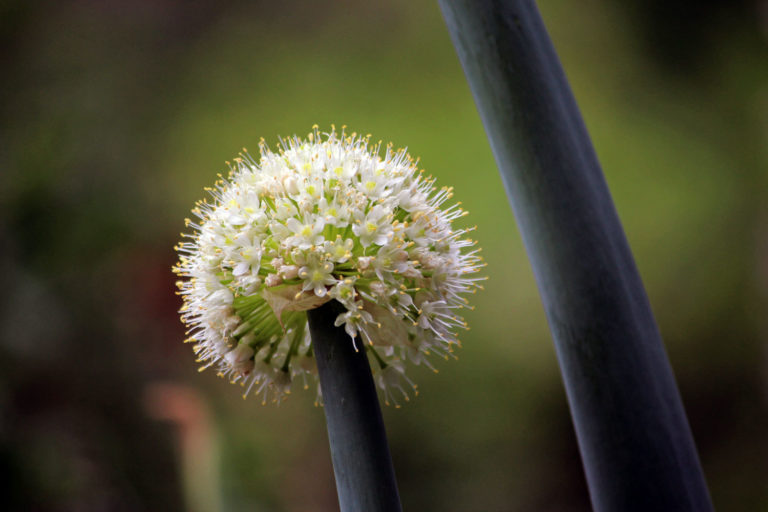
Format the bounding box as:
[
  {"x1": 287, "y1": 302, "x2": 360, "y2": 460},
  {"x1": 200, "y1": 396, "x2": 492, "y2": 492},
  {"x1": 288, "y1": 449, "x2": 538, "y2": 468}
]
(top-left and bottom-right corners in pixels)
[{"x1": 0, "y1": 1, "x2": 765, "y2": 510}]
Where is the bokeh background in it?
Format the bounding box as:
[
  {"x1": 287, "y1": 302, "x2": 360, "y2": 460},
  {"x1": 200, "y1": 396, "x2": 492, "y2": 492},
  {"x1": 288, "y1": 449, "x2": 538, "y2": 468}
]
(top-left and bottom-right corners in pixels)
[{"x1": 1, "y1": 0, "x2": 767, "y2": 510}]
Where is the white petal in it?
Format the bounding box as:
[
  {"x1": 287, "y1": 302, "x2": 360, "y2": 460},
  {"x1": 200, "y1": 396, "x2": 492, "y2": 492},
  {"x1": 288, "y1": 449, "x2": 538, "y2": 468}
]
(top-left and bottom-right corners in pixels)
[{"x1": 232, "y1": 262, "x2": 250, "y2": 276}]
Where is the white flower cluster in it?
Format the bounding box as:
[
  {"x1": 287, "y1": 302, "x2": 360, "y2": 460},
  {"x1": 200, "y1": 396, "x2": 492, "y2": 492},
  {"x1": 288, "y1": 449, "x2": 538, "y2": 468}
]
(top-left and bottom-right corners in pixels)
[{"x1": 174, "y1": 127, "x2": 484, "y2": 406}]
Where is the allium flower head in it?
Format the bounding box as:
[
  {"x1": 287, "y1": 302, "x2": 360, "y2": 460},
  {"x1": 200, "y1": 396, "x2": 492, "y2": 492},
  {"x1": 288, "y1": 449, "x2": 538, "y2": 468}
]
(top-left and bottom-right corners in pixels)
[{"x1": 173, "y1": 126, "x2": 484, "y2": 405}]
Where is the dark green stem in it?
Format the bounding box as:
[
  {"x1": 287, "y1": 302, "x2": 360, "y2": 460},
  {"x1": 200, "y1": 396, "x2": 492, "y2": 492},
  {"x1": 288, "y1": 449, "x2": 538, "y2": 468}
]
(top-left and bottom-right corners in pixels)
[
  {"x1": 438, "y1": 1, "x2": 713, "y2": 510},
  {"x1": 307, "y1": 300, "x2": 402, "y2": 512}
]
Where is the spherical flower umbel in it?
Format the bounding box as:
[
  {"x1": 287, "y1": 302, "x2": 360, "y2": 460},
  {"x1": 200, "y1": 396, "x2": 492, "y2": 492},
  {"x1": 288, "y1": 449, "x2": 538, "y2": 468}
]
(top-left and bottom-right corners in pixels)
[{"x1": 173, "y1": 126, "x2": 484, "y2": 406}]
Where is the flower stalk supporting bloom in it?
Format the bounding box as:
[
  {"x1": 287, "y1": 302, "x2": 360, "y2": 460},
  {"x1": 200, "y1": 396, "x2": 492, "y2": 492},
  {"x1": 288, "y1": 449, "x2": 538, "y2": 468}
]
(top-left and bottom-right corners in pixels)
[
  {"x1": 173, "y1": 126, "x2": 484, "y2": 405},
  {"x1": 308, "y1": 300, "x2": 402, "y2": 512}
]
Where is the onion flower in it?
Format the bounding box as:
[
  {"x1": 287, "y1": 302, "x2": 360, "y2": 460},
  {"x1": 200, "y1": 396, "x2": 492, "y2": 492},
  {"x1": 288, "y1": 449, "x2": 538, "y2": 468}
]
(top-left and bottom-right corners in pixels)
[{"x1": 173, "y1": 126, "x2": 484, "y2": 405}]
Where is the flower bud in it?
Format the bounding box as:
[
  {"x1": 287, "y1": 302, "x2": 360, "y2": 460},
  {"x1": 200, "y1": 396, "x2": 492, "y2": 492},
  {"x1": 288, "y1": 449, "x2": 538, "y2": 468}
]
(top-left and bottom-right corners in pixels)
[
  {"x1": 224, "y1": 344, "x2": 255, "y2": 376},
  {"x1": 357, "y1": 256, "x2": 374, "y2": 271},
  {"x1": 279, "y1": 264, "x2": 299, "y2": 279}
]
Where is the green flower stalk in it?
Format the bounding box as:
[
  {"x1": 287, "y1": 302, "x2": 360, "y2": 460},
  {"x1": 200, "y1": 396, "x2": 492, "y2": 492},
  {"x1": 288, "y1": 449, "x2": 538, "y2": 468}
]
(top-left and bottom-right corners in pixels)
[
  {"x1": 439, "y1": 1, "x2": 713, "y2": 510},
  {"x1": 173, "y1": 126, "x2": 484, "y2": 406}
]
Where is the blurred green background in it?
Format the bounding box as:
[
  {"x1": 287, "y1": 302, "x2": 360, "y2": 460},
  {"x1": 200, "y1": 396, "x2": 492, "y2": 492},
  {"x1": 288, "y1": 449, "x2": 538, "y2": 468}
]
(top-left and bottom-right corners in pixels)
[{"x1": 1, "y1": 0, "x2": 766, "y2": 510}]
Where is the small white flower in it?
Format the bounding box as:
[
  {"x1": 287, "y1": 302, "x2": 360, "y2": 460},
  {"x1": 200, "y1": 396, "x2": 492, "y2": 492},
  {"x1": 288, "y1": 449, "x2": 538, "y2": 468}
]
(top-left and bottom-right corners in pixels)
[
  {"x1": 375, "y1": 362, "x2": 416, "y2": 408},
  {"x1": 298, "y1": 258, "x2": 336, "y2": 297},
  {"x1": 286, "y1": 217, "x2": 326, "y2": 250},
  {"x1": 352, "y1": 205, "x2": 393, "y2": 247},
  {"x1": 371, "y1": 245, "x2": 410, "y2": 281},
  {"x1": 174, "y1": 126, "x2": 484, "y2": 404},
  {"x1": 318, "y1": 197, "x2": 351, "y2": 228},
  {"x1": 330, "y1": 277, "x2": 357, "y2": 306},
  {"x1": 324, "y1": 237, "x2": 354, "y2": 263},
  {"x1": 334, "y1": 301, "x2": 374, "y2": 341},
  {"x1": 273, "y1": 199, "x2": 299, "y2": 221},
  {"x1": 417, "y1": 300, "x2": 443, "y2": 330},
  {"x1": 232, "y1": 243, "x2": 262, "y2": 276},
  {"x1": 396, "y1": 187, "x2": 427, "y2": 213},
  {"x1": 356, "y1": 167, "x2": 392, "y2": 200}
]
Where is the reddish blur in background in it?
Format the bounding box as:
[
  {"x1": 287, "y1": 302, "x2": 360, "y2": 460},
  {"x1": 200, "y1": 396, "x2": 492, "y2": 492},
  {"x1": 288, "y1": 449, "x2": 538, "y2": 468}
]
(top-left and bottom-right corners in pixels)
[{"x1": 1, "y1": 1, "x2": 767, "y2": 510}]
